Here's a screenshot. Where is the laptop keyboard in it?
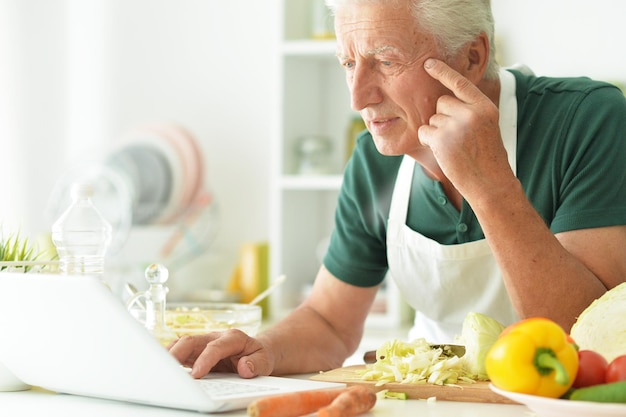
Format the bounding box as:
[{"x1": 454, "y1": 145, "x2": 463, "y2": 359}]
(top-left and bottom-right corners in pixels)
[{"x1": 199, "y1": 379, "x2": 280, "y2": 399}]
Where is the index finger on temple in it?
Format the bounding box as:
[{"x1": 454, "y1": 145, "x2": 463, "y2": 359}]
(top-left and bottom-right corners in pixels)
[{"x1": 424, "y1": 58, "x2": 484, "y2": 104}]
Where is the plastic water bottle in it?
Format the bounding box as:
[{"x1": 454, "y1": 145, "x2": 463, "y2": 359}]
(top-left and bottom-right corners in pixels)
[{"x1": 51, "y1": 183, "x2": 113, "y2": 281}]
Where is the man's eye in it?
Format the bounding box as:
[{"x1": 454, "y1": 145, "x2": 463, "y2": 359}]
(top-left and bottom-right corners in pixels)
[
  {"x1": 381, "y1": 61, "x2": 392, "y2": 67},
  {"x1": 342, "y1": 61, "x2": 355, "y2": 69}
]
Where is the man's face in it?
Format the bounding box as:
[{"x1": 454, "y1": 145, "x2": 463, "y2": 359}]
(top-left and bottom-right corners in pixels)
[{"x1": 334, "y1": 2, "x2": 452, "y2": 156}]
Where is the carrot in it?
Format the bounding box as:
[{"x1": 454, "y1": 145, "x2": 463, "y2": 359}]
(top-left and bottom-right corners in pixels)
[
  {"x1": 317, "y1": 385, "x2": 377, "y2": 417},
  {"x1": 247, "y1": 388, "x2": 347, "y2": 417}
]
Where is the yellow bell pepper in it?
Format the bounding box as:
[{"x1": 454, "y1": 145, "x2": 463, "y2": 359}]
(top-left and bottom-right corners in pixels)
[{"x1": 485, "y1": 317, "x2": 579, "y2": 398}]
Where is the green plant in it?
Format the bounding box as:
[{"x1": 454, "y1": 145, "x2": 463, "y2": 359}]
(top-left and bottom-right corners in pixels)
[{"x1": 0, "y1": 229, "x2": 43, "y2": 272}]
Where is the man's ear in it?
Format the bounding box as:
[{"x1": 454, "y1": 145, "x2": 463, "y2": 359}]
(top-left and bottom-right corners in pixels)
[{"x1": 464, "y1": 32, "x2": 490, "y2": 83}]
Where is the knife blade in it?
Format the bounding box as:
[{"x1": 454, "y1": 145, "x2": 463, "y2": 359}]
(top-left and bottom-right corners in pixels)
[{"x1": 363, "y1": 344, "x2": 466, "y2": 364}]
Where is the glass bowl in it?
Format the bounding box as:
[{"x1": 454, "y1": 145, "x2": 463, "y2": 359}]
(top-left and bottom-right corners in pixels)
[
  {"x1": 130, "y1": 302, "x2": 262, "y2": 344},
  {"x1": 165, "y1": 302, "x2": 262, "y2": 337}
]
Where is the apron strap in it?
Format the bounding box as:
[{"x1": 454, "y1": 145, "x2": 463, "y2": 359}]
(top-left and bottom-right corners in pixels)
[
  {"x1": 389, "y1": 156, "x2": 416, "y2": 223},
  {"x1": 499, "y1": 68, "x2": 518, "y2": 175}
]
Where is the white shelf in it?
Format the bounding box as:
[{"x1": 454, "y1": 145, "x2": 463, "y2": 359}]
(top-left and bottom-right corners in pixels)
[
  {"x1": 279, "y1": 175, "x2": 342, "y2": 190},
  {"x1": 270, "y1": 0, "x2": 411, "y2": 328}
]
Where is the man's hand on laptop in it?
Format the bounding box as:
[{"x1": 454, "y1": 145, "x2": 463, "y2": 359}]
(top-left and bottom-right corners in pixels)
[{"x1": 168, "y1": 329, "x2": 274, "y2": 379}]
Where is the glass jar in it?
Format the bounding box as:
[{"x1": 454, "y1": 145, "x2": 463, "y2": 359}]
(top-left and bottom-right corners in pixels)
[{"x1": 296, "y1": 135, "x2": 333, "y2": 175}]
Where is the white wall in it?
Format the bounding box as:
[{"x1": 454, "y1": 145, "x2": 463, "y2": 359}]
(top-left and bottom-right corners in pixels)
[
  {"x1": 0, "y1": 0, "x2": 68, "y2": 235},
  {"x1": 492, "y1": 0, "x2": 626, "y2": 83}
]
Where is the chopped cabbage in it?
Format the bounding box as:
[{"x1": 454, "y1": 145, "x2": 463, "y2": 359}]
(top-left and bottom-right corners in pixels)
[
  {"x1": 459, "y1": 312, "x2": 505, "y2": 380},
  {"x1": 570, "y1": 282, "x2": 626, "y2": 362},
  {"x1": 359, "y1": 338, "x2": 469, "y2": 386},
  {"x1": 376, "y1": 390, "x2": 408, "y2": 400},
  {"x1": 359, "y1": 312, "x2": 505, "y2": 386}
]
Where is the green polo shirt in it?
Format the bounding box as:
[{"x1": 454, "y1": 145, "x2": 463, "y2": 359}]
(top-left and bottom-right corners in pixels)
[{"x1": 324, "y1": 69, "x2": 626, "y2": 287}]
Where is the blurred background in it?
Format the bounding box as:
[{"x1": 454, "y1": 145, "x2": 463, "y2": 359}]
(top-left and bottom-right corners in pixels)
[
  {"x1": 1, "y1": 0, "x2": 624, "y2": 304},
  {"x1": 0, "y1": 0, "x2": 277, "y2": 298}
]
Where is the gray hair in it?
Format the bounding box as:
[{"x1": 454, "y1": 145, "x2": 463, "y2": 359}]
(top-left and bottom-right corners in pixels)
[{"x1": 325, "y1": 0, "x2": 499, "y2": 79}]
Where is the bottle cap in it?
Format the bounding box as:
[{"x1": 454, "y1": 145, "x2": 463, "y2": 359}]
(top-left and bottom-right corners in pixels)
[{"x1": 70, "y1": 183, "x2": 94, "y2": 199}]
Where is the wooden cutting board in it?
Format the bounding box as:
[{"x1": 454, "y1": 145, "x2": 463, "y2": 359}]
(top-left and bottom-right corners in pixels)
[{"x1": 310, "y1": 365, "x2": 518, "y2": 404}]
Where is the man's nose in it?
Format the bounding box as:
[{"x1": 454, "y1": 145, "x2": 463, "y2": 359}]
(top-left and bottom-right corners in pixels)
[{"x1": 349, "y1": 65, "x2": 382, "y2": 111}]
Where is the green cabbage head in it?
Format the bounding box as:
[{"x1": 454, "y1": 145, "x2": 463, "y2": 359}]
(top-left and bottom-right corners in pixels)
[
  {"x1": 570, "y1": 282, "x2": 626, "y2": 362},
  {"x1": 459, "y1": 312, "x2": 505, "y2": 380}
]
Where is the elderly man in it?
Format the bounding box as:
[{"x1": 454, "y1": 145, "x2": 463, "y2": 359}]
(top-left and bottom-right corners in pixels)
[{"x1": 169, "y1": 0, "x2": 626, "y2": 378}]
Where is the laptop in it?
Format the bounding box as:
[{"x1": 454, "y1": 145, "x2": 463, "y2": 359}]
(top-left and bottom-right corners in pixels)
[{"x1": 0, "y1": 272, "x2": 344, "y2": 413}]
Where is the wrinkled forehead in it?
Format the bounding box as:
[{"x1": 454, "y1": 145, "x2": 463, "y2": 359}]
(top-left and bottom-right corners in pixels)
[
  {"x1": 326, "y1": 0, "x2": 412, "y2": 13},
  {"x1": 333, "y1": 2, "x2": 424, "y2": 56},
  {"x1": 333, "y1": 1, "x2": 418, "y2": 36}
]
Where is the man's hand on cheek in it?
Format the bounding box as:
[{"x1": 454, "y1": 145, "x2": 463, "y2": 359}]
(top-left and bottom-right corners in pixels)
[{"x1": 417, "y1": 58, "x2": 509, "y2": 195}]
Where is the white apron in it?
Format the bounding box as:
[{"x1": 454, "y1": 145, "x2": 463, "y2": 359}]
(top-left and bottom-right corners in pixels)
[{"x1": 387, "y1": 69, "x2": 520, "y2": 343}]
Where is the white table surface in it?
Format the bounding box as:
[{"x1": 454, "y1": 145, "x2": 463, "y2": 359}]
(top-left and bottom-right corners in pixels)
[
  {"x1": 2, "y1": 386, "x2": 532, "y2": 417},
  {"x1": 2, "y1": 325, "x2": 534, "y2": 416}
]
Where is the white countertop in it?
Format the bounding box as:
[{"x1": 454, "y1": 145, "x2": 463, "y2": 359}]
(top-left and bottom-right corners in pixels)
[
  {"x1": 2, "y1": 386, "x2": 531, "y2": 416},
  {"x1": 2, "y1": 325, "x2": 533, "y2": 416}
]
